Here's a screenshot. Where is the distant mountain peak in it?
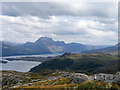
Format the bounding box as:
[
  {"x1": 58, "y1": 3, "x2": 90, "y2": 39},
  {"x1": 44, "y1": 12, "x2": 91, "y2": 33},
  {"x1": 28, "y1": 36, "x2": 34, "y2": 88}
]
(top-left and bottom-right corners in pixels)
[
  {"x1": 35, "y1": 37, "x2": 54, "y2": 43},
  {"x1": 117, "y1": 43, "x2": 120, "y2": 46},
  {"x1": 2, "y1": 37, "x2": 114, "y2": 56}
]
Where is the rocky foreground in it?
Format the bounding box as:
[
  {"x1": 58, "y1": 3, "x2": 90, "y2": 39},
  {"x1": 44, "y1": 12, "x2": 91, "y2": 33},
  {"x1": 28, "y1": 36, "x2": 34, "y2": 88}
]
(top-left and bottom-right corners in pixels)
[{"x1": 1, "y1": 71, "x2": 120, "y2": 89}]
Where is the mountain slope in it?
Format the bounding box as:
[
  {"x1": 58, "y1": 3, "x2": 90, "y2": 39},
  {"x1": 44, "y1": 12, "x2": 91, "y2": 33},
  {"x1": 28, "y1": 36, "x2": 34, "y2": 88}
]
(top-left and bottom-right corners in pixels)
[
  {"x1": 2, "y1": 37, "x2": 115, "y2": 56},
  {"x1": 2, "y1": 37, "x2": 87, "y2": 56},
  {"x1": 82, "y1": 43, "x2": 119, "y2": 55},
  {"x1": 29, "y1": 53, "x2": 118, "y2": 74},
  {"x1": 64, "y1": 43, "x2": 87, "y2": 53}
]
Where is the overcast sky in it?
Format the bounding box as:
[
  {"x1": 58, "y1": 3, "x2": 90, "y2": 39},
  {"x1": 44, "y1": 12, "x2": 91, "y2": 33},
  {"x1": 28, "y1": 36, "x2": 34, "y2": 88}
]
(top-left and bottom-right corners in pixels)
[{"x1": 1, "y1": 2, "x2": 118, "y2": 45}]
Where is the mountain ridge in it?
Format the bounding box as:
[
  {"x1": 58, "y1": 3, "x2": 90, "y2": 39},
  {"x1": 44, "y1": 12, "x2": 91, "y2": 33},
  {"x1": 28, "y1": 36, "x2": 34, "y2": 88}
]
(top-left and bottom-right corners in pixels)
[
  {"x1": 1, "y1": 37, "x2": 115, "y2": 56},
  {"x1": 82, "y1": 43, "x2": 119, "y2": 55}
]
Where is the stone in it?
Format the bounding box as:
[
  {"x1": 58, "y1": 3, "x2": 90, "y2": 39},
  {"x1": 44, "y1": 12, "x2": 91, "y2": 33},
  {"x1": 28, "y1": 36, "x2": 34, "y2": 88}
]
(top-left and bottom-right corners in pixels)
[
  {"x1": 113, "y1": 72, "x2": 120, "y2": 83},
  {"x1": 70, "y1": 73, "x2": 88, "y2": 83}
]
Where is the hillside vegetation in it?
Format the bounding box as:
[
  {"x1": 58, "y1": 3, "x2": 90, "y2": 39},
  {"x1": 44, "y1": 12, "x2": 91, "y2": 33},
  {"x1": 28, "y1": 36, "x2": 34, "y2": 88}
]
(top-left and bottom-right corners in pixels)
[{"x1": 30, "y1": 53, "x2": 118, "y2": 74}]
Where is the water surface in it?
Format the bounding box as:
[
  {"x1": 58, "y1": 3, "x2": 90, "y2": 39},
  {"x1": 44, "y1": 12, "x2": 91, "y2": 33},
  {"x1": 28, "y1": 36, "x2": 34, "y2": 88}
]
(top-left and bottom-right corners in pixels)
[
  {"x1": 1, "y1": 53, "x2": 62, "y2": 72},
  {"x1": 1, "y1": 60, "x2": 41, "y2": 72}
]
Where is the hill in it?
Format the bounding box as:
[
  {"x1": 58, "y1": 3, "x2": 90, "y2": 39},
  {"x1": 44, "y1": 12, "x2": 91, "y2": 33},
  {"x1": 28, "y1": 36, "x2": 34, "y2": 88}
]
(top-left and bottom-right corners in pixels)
[
  {"x1": 82, "y1": 43, "x2": 119, "y2": 55},
  {"x1": 29, "y1": 53, "x2": 118, "y2": 74}
]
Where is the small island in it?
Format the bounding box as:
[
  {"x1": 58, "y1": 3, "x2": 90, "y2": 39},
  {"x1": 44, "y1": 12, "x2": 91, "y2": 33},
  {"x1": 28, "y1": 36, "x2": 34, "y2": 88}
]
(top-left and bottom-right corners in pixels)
[{"x1": 0, "y1": 60, "x2": 8, "y2": 64}]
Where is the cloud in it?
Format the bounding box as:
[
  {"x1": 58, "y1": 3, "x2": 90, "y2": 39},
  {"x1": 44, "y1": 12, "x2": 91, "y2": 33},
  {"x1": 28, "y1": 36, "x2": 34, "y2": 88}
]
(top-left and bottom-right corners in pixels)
[
  {"x1": 1, "y1": 14, "x2": 118, "y2": 45},
  {"x1": 1, "y1": 2, "x2": 118, "y2": 45},
  {"x1": 2, "y1": 2, "x2": 117, "y2": 19}
]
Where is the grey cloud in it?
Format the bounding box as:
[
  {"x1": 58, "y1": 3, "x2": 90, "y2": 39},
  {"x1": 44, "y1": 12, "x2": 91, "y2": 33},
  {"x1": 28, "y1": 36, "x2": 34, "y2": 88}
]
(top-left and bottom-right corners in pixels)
[
  {"x1": 2, "y1": 2, "x2": 117, "y2": 19},
  {"x1": 2, "y1": 15, "x2": 118, "y2": 45},
  {"x1": 1, "y1": 2, "x2": 118, "y2": 45}
]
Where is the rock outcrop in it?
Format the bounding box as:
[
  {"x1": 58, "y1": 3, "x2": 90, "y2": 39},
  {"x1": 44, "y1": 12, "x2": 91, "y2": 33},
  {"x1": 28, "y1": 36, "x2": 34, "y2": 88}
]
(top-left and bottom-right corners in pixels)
[
  {"x1": 69, "y1": 73, "x2": 89, "y2": 83},
  {"x1": 2, "y1": 71, "x2": 120, "y2": 89}
]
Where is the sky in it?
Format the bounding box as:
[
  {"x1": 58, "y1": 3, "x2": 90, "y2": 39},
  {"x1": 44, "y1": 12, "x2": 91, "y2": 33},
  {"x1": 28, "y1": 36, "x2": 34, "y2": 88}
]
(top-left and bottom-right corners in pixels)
[{"x1": 1, "y1": 1, "x2": 118, "y2": 45}]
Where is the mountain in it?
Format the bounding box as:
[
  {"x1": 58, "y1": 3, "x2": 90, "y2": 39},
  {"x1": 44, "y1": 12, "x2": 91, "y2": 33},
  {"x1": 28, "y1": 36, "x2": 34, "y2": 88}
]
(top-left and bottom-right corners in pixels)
[
  {"x1": 2, "y1": 37, "x2": 87, "y2": 56},
  {"x1": 64, "y1": 43, "x2": 87, "y2": 53},
  {"x1": 1, "y1": 37, "x2": 114, "y2": 56},
  {"x1": 82, "y1": 43, "x2": 119, "y2": 55},
  {"x1": 2, "y1": 42, "x2": 19, "y2": 56},
  {"x1": 84, "y1": 44, "x2": 109, "y2": 50},
  {"x1": 2, "y1": 41, "x2": 23, "y2": 46},
  {"x1": 29, "y1": 53, "x2": 118, "y2": 74}
]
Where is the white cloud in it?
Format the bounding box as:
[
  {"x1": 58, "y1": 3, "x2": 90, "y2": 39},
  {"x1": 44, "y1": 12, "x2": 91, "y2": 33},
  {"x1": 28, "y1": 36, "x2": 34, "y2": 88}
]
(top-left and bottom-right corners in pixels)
[
  {"x1": 1, "y1": 2, "x2": 118, "y2": 45},
  {"x1": 1, "y1": 14, "x2": 118, "y2": 45}
]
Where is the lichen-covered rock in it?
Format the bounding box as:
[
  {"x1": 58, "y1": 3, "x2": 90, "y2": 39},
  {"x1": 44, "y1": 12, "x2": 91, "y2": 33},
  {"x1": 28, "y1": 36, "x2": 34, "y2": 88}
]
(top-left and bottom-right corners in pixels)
[
  {"x1": 113, "y1": 72, "x2": 120, "y2": 83},
  {"x1": 1, "y1": 71, "x2": 120, "y2": 89},
  {"x1": 70, "y1": 73, "x2": 88, "y2": 83},
  {"x1": 93, "y1": 73, "x2": 114, "y2": 83},
  {"x1": 88, "y1": 72, "x2": 120, "y2": 84}
]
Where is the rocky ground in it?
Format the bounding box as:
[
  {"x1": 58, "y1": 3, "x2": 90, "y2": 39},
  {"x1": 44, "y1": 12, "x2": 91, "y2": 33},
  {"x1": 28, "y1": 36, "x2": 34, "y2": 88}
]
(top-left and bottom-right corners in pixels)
[{"x1": 1, "y1": 70, "x2": 120, "y2": 89}]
